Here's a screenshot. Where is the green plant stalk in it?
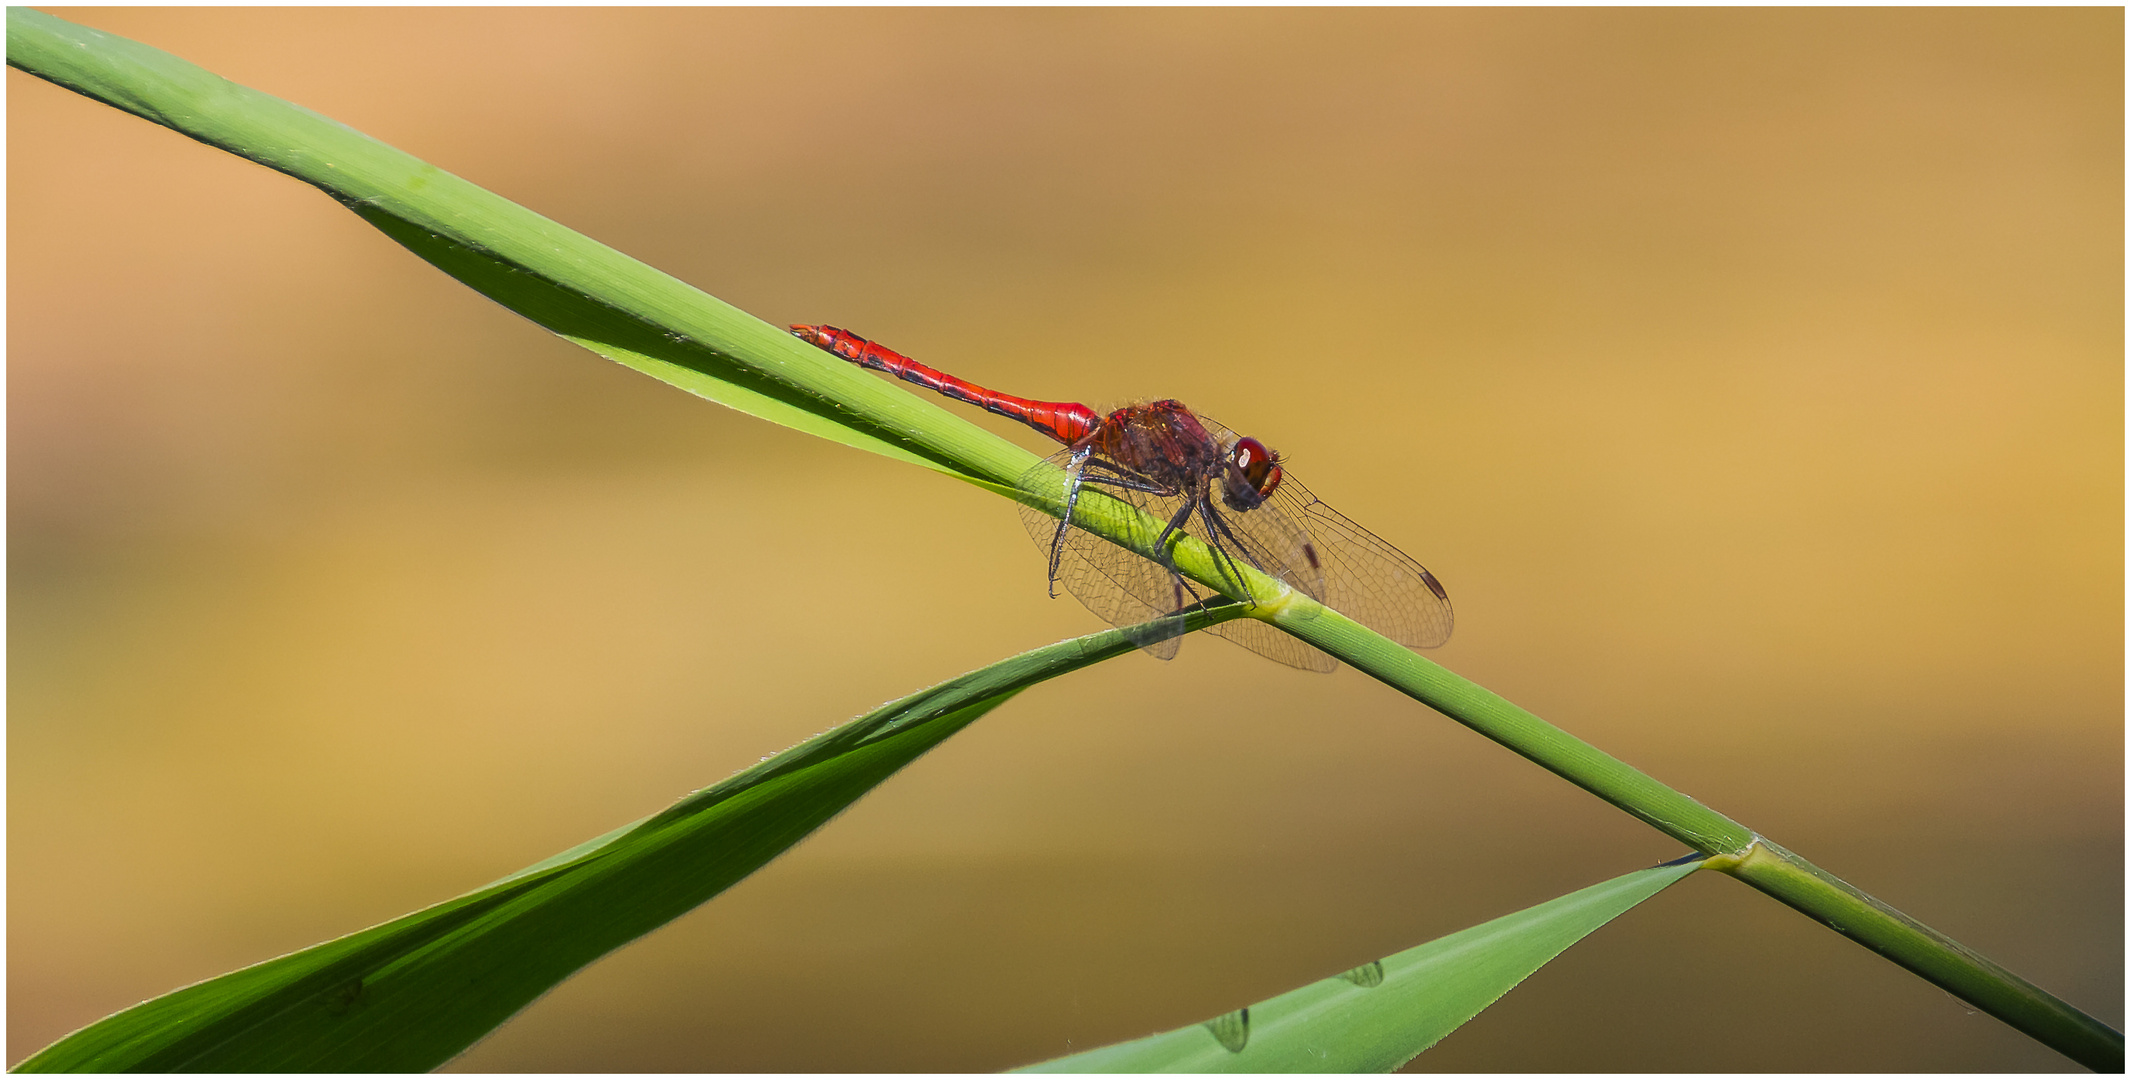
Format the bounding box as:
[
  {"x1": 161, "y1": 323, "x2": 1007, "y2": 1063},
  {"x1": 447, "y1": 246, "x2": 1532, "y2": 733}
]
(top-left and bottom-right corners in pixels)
[
  {"x1": 1716, "y1": 840, "x2": 2122, "y2": 1073},
  {"x1": 9, "y1": 8, "x2": 2118, "y2": 1070},
  {"x1": 1269, "y1": 600, "x2": 2124, "y2": 1071},
  {"x1": 1272, "y1": 599, "x2": 1748, "y2": 850}
]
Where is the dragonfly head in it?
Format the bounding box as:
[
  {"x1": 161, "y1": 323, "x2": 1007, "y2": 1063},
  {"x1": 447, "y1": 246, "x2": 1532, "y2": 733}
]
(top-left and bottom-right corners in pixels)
[{"x1": 1222, "y1": 436, "x2": 1284, "y2": 511}]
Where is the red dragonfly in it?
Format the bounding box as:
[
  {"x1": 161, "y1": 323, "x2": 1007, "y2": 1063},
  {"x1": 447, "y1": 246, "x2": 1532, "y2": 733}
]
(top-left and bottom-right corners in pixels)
[{"x1": 791, "y1": 324, "x2": 1453, "y2": 671}]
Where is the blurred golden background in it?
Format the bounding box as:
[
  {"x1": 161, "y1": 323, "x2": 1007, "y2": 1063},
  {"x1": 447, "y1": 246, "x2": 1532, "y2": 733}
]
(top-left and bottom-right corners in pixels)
[{"x1": 9, "y1": 8, "x2": 2120, "y2": 1071}]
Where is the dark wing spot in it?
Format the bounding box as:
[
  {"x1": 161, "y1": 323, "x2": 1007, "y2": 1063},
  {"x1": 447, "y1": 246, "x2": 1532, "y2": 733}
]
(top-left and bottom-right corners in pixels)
[{"x1": 1420, "y1": 566, "x2": 1448, "y2": 602}]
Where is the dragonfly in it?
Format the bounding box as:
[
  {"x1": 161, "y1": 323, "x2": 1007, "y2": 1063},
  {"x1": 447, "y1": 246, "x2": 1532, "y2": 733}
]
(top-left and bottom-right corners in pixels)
[{"x1": 791, "y1": 324, "x2": 1453, "y2": 672}]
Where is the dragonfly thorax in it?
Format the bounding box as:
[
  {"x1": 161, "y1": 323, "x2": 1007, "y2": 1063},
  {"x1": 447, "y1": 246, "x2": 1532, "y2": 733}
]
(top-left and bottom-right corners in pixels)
[
  {"x1": 1087, "y1": 401, "x2": 1285, "y2": 513},
  {"x1": 1086, "y1": 401, "x2": 1223, "y2": 487}
]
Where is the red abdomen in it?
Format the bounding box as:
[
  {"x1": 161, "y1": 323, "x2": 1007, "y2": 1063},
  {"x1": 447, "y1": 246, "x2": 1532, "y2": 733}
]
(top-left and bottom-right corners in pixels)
[{"x1": 791, "y1": 325, "x2": 1098, "y2": 446}]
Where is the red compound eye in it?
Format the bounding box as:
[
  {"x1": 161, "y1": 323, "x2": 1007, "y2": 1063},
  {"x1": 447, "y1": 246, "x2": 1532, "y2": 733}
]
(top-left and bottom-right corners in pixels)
[{"x1": 1231, "y1": 436, "x2": 1284, "y2": 499}]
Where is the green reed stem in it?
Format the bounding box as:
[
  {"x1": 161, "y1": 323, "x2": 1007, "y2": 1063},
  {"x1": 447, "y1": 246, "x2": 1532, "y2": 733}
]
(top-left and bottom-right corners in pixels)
[{"x1": 1272, "y1": 601, "x2": 2121, "y2": 1071}]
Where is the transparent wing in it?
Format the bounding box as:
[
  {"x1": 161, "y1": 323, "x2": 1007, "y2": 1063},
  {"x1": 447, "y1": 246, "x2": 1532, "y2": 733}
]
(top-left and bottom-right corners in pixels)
[
  {"x1": 1203, "y1": 616, "x2": 1339, "y2": 672},
  {"x1": 1265, "y1": 472, "x2": 1454, "y2": 649},
  {"x1": 1015, "y1": 451, "x2": 1194, "y2": 660}
]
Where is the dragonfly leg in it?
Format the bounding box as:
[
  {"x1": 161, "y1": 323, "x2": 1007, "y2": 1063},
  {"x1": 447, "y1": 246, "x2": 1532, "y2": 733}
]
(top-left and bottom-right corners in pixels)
[
  {"x1": 1168, "y1": 571, "x2": 1195, "y2": 616},
  {"x1": 1047, "y1": 447, "x2": 1094, "y2": 599},
  {"x1": 1196, "y1": 498, "x2": 1270, "y2": 602},
  {"x1": 1150, "y1": 496, "x2": 1201, "y2": 572}
]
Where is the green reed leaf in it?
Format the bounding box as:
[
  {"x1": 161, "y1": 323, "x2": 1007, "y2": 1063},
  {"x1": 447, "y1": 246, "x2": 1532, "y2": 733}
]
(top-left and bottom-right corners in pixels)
[
  {"x1": 1019, "y1": 858, "x2": 1703, "y2": 1073},
  {"x1": 12, "y1": 607, "x2": 1244, "y2": 1072}
]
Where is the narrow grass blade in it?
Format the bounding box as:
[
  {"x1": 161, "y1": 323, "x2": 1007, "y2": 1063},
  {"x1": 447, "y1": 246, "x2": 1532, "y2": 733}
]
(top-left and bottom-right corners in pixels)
[
  {"x1": 1017, "y1": 857, "x2": 1704, "y2": 1073},
  {"x1": 13, "y1": 607, "x2": 1243, "y2": 1073},
  {"x1": 5, "y1": 7, "x2": 1038, "y2": 493}
]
